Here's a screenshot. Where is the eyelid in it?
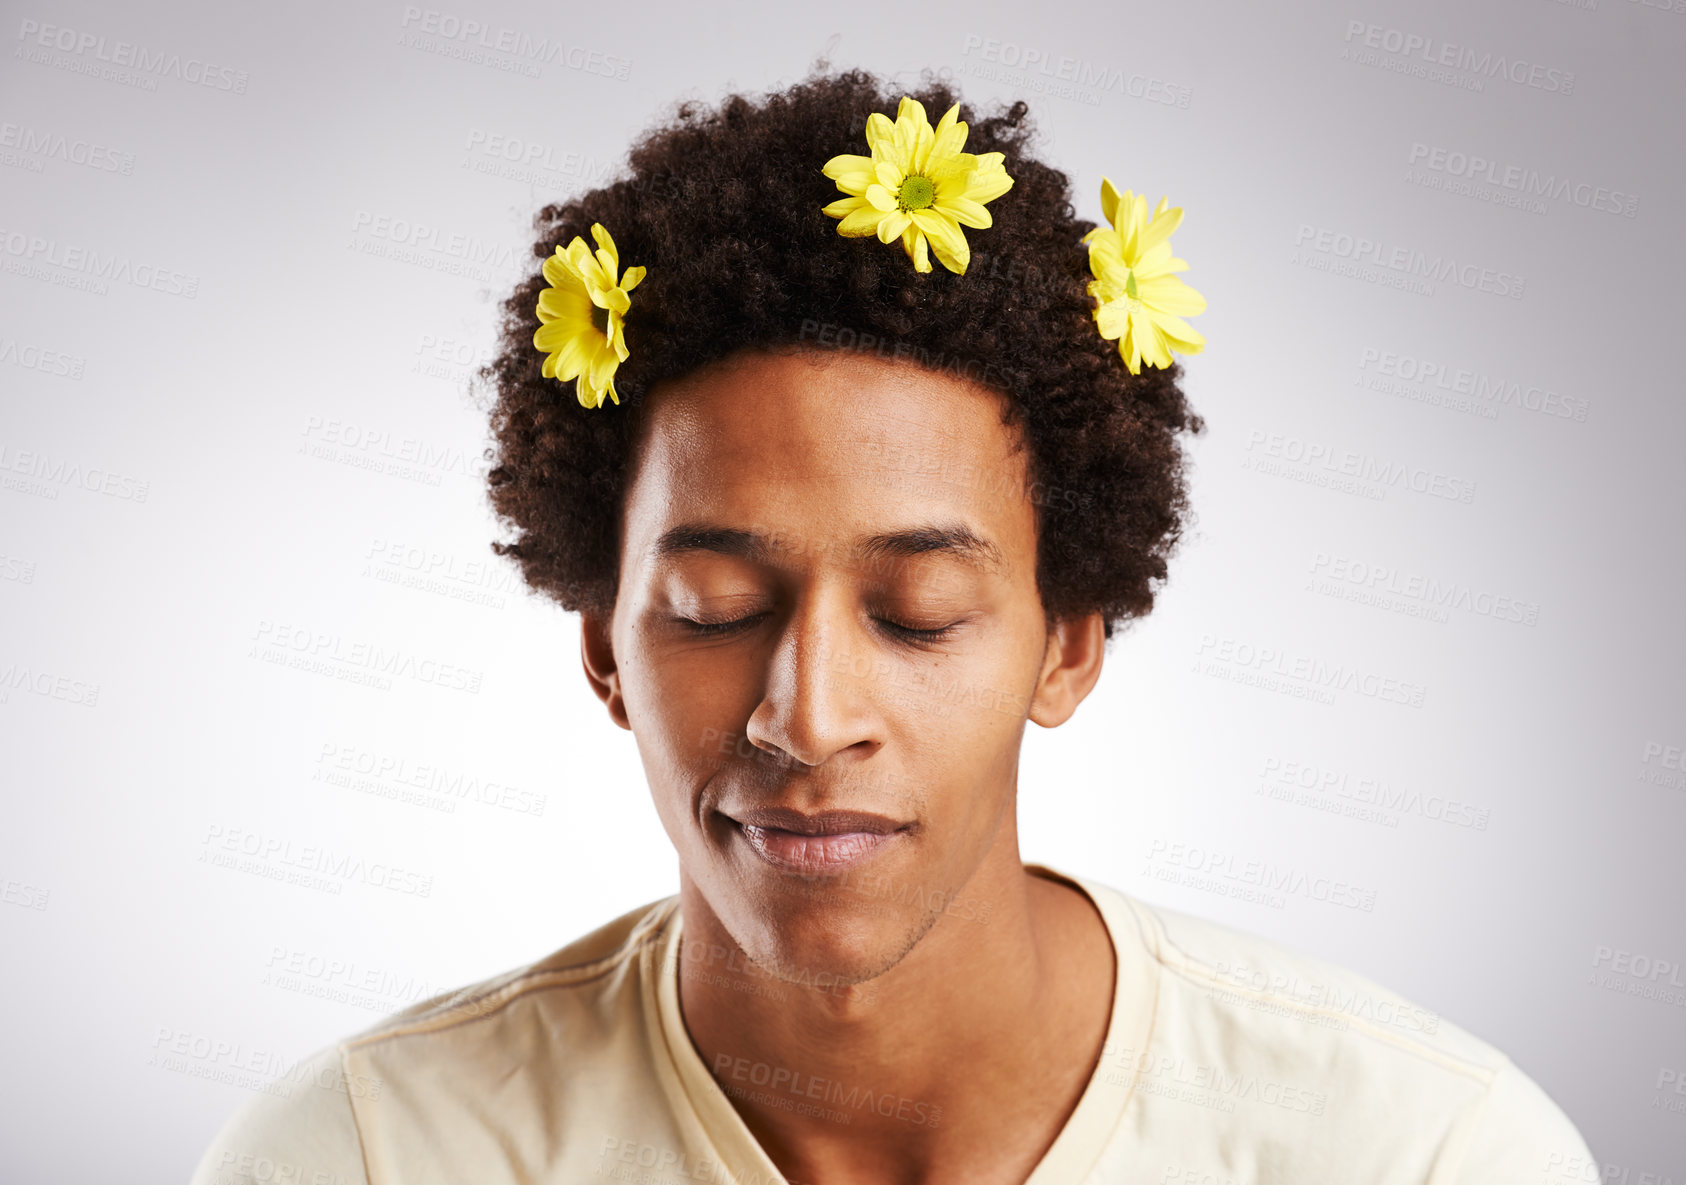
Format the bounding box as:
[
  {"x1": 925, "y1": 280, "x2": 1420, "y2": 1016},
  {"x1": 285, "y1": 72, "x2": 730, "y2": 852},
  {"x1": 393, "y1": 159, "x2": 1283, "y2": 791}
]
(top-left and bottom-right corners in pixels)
[
  {"x1": 667, "y1": 590, "x2": 769, "y2": 619},
  {"x1": 880, "y1": 619, "x2": 959, "y2": 643},
  {"x1": 673, "y1": 611, "x2": 965, "y2": 645},
  {"x1": 869, "y1": 606, "x2": 977, "y2": 643},
  {"x1": 675, "y1": 615, "x2": 763, "y2": 638}
]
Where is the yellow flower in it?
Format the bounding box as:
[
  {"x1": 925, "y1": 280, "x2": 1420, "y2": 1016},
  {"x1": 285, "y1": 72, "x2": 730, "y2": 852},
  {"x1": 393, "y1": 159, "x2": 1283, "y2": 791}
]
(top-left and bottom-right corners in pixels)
[
  {"x1": 533, "y1": 222, "x2": 646, "y2": 409},
  {"x1": 1083, "y1": 179, "x2": 1206, "y2": 375},
  {"x1": 821, "y1": 96, "x2": 1013, "y2": 275}
]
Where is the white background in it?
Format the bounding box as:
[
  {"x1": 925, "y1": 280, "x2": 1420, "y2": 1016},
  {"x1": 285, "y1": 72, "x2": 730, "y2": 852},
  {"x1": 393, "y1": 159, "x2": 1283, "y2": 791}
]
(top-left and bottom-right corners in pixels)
[{"x1": 1, "y1": 0, "x2": 1682, "y2": 1178}]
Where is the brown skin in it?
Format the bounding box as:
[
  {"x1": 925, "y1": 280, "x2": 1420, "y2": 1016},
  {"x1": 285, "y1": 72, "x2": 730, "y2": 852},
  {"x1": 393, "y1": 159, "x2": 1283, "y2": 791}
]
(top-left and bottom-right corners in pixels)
[{"x1": 580, "y1": 348, "x2": 1115, "y2": 1185}]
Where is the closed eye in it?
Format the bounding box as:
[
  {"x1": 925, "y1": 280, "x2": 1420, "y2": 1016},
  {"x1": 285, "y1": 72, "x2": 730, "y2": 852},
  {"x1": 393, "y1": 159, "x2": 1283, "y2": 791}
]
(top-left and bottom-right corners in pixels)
[
  {"x1": 877, "y1": 619, "x2": 959, "y2": 643},
  {"x1": 677, "y1": 615, "x2": 763, "y2": 638},
  {"x1": 675, "y1": 615, "x2": 960, "y2": 644}
]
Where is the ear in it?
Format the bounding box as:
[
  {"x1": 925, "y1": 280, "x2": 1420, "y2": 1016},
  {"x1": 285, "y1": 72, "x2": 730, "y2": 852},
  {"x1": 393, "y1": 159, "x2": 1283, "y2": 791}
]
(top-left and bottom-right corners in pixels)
[
  {"x1": 579, "y1": 610, "x2": 632, "y2": 731},
  {"x1": 1028, "y1": 612, "x2": 1106, "y2": 728}
]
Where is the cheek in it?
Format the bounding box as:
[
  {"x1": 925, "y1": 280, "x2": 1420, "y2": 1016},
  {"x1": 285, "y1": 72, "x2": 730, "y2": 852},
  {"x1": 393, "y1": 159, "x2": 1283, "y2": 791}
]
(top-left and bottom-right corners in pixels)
[
  {"x1": 901, "y1": 693, "x2": 1028, "y2": 819},
  {"x1": 894, "y1": 623, "x2": 1041, "y2": 739},
  {"x1": 621, "y1": 641, "x2": 769, "y2": 811}
]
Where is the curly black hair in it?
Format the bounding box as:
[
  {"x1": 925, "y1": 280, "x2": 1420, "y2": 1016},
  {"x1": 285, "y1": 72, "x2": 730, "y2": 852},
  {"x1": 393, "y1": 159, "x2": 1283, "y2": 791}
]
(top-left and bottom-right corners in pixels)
[{"x1": 479, "y1": 67, "x2": 1203, "y2": 640}]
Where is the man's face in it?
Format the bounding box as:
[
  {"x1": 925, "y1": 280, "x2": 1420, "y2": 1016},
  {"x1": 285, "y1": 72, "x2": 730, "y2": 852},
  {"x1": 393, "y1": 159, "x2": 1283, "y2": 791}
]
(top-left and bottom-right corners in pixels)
[{"x1": 606, "y1": 348, "x2": 1056, "y2": 986}]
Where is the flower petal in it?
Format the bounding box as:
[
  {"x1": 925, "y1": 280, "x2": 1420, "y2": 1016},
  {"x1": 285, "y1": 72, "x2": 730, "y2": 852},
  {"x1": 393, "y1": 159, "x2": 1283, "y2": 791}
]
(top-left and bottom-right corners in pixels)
[
  {"x1": 1099, "y1": 177, "x2": 1120, "y2": 227},
  {"x1": 964, "y1": 155, "x2": 1014, "y2": 204},
  {"x1": 1146, "y1": 311, "x2": 1206, "y2": 352},
  {"x1": 864, "y1": 112, "x2": 896, "y2": 156},
  {"x1": 619, "y1": 265, "x2": 646, "y2": 293},
  {"x1": 1123, "y1": 325, "x2": 1145, "y2": 375},
  {"x1": 1088, "y1": 273, "x2": 1127, "y2": 304},
  {"x1": 837, "y1": 206, "x2": 886, "y2": 237},
  {"x1": 912, "y1": 209, "x2": 969, "y2": 269},
  {"x1": 1133, "y1": 310, "x2": 1173, "y2": 369},
  {"x1": 877, "y1": 209, "x2": 912, "y2": 243},
  {"x1": 903, "y1": 226, "x2": 931, "y2": 273},
  {"x1": 590, "y1": 224, "x2": 618, "y2": 270},
  {"x1": 943, "y1": 195, "x2": 992, "y2": 229},
  {"x1": 538, "y1": 285, "x2": 594, "y2": 322},
  {"x1": 1138, "y1": 275, "x2": 1206, "y2": 316},
  {"x1": 1133, "y1": 241, "x2": 1177, "y2": 276},
  {"x1": 533, "y1": 322, "x2": 577, "y2": 352},
  {"x1": 928, "y1": 103, "x2": 967, "y2": 165},
  {"x1": 893, "y1": 97, "x2": 930, "y2": 166},
  {"x1": 550, "y1": 333, "x2": 592, "y2": 381},
  {"x1": 1137, "y1": 203, "x2": 1184, "y2": 256},
  {"x1": 587, "y1": 344, "x2": 620, "y2": 393},
  {"x1": 823, "y1": 153, "x2": 877, "y2": 192},
  {"x1": 1094, "y1": 301, "x2": 1130, "y2": 339},
  {"x1": 1083, "y1": 229, "x2": 1123, "y2": 260},
  {"x1": 865, "y1": 184, "x2": 898, "y2": 213},
  {"x1": 927, "y1": 152, "x2": 976, "y2": 188},
  {"x1": 542, "y1": 249, "x2": 584, "y2": 291},
  {"x1": 565, "y1": 239, "x2": 601, "y2": 285}
]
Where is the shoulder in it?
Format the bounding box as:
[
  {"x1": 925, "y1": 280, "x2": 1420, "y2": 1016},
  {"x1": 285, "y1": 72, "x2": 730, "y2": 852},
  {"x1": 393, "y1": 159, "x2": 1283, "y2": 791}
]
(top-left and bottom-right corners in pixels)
[
  {"x1": 188, "y1": 896, "x2": 677, "y2": 1182},
  {"x1": 348, "y1": 893, "x2": 675, "y2": 1047},
  {"x1": 187, "y1": 1042, "x2": 369, "y2": 1185},
  {"x1": 1084, "y1": 879, "x2": 1594, "y2": 1180}
]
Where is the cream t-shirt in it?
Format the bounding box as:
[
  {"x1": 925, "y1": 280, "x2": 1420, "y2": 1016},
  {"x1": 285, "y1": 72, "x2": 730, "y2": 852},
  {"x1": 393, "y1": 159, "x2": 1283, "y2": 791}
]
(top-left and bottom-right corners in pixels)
[{"x1": 188, "y1": 865, "x2": 1594, "y2": 1184}]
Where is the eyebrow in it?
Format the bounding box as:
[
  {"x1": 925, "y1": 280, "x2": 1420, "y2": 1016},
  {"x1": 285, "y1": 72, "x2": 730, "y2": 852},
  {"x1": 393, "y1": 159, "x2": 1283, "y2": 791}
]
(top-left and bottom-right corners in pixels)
[{"x1": 650, "y1": 522, "x2": 1007, "y2": 578}]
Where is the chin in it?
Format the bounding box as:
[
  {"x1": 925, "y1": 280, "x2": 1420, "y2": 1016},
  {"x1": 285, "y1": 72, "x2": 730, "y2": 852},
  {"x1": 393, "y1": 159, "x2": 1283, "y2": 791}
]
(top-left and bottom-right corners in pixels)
[{"x1": 736, "y1": 888, "x2": 941, "y2": 989}]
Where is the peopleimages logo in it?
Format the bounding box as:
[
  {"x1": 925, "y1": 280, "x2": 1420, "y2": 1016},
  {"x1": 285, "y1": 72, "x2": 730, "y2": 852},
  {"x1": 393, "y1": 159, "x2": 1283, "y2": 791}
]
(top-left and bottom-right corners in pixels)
[
  {"x1": 0, "y1": 122, "x2": 135, "y2": 174},
  {"x1": 397, "y1": 7, "x2": 630, "y2": 80},
  {"x1": 1295, "y1": 225, "x2": 1524, "y2": 299},
  {"x1": 1357, "y1": 347, "x2": 1589, "y2": 422},
  {"x1": 957, "y1": 34, "x2": 1192, "y2": 108},
  {"x1": 1408, "y1": 143, "x2": 1638, "y2": 217},
  {"x1": 1196, "y1": 632, "x2": 1429, "y2": 708},
  {"x1": 0, "y1": 442, "x2": 150, "y2": 502},
  {"x1": 250, "y1": 620, "x2": 484, "y2": 694},
  {"x1": 1245, "y1": 430, "x2": 1479, "y2": 505},
  {"x1": 349, "y1": 211, "x2": 516, "y2": 271},
  {"x1": 1309, "y1": 551, "x2": 1540, "y2": 628},
  {"x1": 1341, "y1": 21, "x2": 1575, "y2": 94},
  {"x1": 0, "y1": 227, "x2": 200, "y2": 298},
  {"x1": 0, "y1": 336, "x2": 85, "y2": 380},
  {"x1": 14, "y1": 18, "x2": 250, "y2": 92}
]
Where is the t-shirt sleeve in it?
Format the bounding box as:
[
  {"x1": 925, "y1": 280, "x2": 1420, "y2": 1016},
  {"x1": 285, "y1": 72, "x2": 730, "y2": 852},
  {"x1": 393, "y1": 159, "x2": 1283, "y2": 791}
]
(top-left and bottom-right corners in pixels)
[
  {"x1": 1451, "y1": 1056, "x2": 1596, "y2": 1184},
  {"x1": 187, "y1": 1044, "x2": 370, "y2": 1185}
]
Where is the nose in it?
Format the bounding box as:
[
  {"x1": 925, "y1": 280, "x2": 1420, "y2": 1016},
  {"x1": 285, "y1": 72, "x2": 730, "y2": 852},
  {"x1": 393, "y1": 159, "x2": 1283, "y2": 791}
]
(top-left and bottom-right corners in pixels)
[{"x1": 742, "y1": 584, "x2": 887, "y2": 770}]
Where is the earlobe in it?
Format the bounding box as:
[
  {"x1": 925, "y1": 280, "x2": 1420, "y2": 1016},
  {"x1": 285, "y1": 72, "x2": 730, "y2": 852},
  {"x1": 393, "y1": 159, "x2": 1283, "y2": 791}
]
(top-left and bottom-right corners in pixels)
[
  {"x1": 1028, "y1": 612, "x2": 1106, "y2": 728},
  {"x1": 579, "y1": 611, "x2": 632, "y2": 731}
]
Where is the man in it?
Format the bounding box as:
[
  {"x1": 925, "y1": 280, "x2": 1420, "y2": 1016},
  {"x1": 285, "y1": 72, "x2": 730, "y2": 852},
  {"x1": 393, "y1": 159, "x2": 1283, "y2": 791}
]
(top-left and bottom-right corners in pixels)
[
  {"x1": 191, "y1": 349, "x2": 1594, "y2": 1185},
  {"x1": 191, "y1": 70, "x2": 1595, "y2": 1184}
]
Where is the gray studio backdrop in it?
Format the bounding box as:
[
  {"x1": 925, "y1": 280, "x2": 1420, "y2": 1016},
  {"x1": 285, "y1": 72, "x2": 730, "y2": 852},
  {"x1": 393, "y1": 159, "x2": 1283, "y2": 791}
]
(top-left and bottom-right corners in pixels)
[{"x1": 2, "y1": 0, "x2": 1682, "y2": 1178}]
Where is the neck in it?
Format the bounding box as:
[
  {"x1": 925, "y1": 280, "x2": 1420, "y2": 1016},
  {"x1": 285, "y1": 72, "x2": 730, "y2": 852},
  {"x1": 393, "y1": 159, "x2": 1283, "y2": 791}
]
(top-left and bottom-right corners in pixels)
[{"x1": 674, "y1": 828, "x2": 1117, "y2": 1184}]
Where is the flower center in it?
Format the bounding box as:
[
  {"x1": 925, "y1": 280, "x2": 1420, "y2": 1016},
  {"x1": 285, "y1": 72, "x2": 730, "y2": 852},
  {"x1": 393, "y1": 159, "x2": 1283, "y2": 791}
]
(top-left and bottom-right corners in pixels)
[
  {"x1": 590, "y1": 302, "x2": 611, "y2": 336},
  {"x1": 897, "y1": 174, "x2": 936, "y2": 210}
]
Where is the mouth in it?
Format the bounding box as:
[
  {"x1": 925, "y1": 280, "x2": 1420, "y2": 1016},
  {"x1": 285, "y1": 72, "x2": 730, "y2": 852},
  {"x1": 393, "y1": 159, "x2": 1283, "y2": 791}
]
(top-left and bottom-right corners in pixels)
[{"x1": 719, "y1": 806, "x2": 912, "y2": 876}]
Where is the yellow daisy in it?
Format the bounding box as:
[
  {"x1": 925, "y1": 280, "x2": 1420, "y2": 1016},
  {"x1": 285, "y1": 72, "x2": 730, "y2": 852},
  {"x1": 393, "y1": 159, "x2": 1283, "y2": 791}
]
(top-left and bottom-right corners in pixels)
[
  {"x1": 1083, "y1": 179, "x2": 1206, "y2": 375},
  {"x1": 821, "y1": 96, "x2": 1013, "y2": 275},
  {"x1": 533, "y1": 222, "x2": 646, "y2": 409}
]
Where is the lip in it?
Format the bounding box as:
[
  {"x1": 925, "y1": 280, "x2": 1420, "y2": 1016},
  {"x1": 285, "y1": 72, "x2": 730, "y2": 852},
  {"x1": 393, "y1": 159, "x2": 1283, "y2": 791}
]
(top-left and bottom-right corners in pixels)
[{"x1": 720, "y1": 807, "x2": 911, "y2": 876}]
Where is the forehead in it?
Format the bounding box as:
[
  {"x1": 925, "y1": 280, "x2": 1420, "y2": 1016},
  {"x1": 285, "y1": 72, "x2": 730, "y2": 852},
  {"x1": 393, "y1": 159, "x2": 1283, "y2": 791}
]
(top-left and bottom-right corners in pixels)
[{"x1": 621, "y1": 349, "x2": 1035, "y2": 576}]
